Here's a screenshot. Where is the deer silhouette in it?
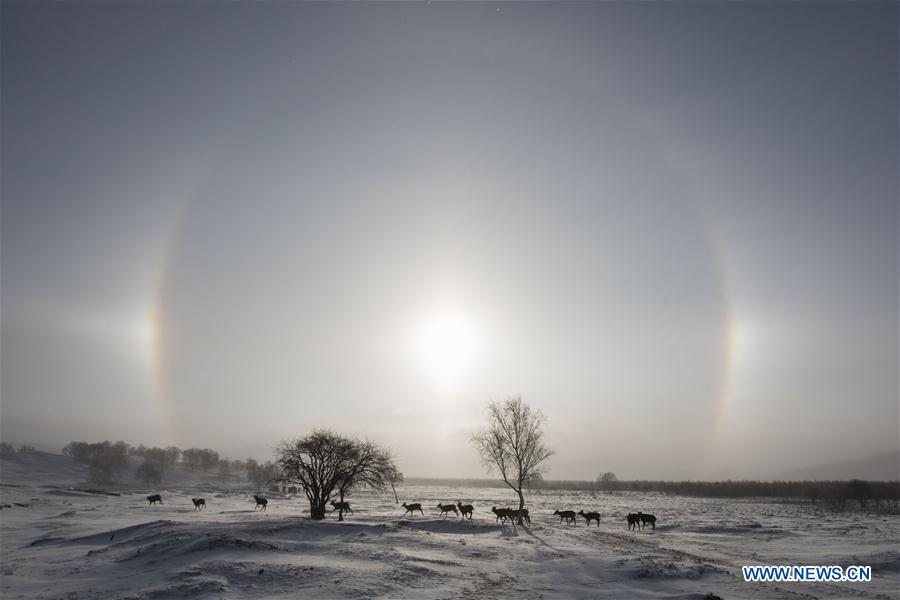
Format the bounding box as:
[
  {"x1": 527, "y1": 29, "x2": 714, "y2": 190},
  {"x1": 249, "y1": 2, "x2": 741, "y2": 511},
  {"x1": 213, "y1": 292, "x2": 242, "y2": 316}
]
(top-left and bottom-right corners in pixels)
[
  {"x1": 330, "y1": 500, "x2": 353, "y2": 514},
  {"x1": 510, "y1": 508, "x2": 531, "y2": 524},
  {"x1": 401, "y1": 502, "x2": 424, "y2": 516},
  {"x1": 491, "y1": 506, "x2": 513, "y2": 523},
  {"x1": 254, "y1": 495, "x2": 268, "y2": 511},
  {"x1": 578, "y1": 510, "x2": 600, "y2": 527},
  {"x1": 191, "y1": 498, "x2": 206, "y2": 510},
  {"x1": 553, "y1": 509, "x2": 576, "y2": 525},
  {"x1": 626, "y1": 513, "x2": 640, "y2": 530},
  {"x1": 146, "y1": 494, "x2": 162, "y2": 508},
  {"x1": 638, "y1": 512, "x2": 656, "y2": 531}
]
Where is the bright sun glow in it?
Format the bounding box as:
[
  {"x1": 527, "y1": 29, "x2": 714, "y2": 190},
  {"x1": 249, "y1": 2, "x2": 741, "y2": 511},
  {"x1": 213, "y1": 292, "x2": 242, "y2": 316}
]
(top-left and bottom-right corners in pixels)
[{"x1": 416, "y1": 311, "x2": 481, "y2": 386}]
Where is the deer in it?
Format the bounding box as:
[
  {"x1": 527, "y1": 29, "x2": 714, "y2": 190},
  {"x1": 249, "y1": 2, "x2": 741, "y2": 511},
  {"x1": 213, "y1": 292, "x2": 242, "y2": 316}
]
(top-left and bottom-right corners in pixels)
[
  {"x1": 456, "y1": 502, "x2": 474, "y2": 520},
  {"x1": 401, "y1": 502, "x2": 424, "y2": 516},
  {"x1": 509, "y1": 508, "x2": 531, "y2": 524},
  {"x1": 437, "y1": 503, "x2": 458, "y2": 517},
  {"x1": 491, "y1": 506, "x2": 513, "y2": 523},
  {"x1": 191, "y1": 498, "x2": 206, "y2": 510},
  {"x1": 578, "y1": 510, "x2": 600, "y2": 527},
  {"x1": 330, "y1": 500, "x2": 353, "y2": 514},
  {"x1": 626, "y1": 513, "x2": 640, "y2": 530},
  {"x1": 553, "y1": 509, "x2": 577, "y2": 525},
  {"x1": 254, "y1": 495, "x2": 268, "y2": 511},
  {"x1": 638, "y1": 512, "x2": 656, "y2": 531},
  {"x1": 146, "y1": 494, "x2": 162, "y2": 508}
]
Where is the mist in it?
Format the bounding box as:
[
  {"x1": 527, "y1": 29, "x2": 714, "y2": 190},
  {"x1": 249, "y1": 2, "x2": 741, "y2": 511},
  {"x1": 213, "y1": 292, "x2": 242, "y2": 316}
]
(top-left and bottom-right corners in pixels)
[{"x1": 2, "y1": 1, "x2": 897, "y2": 481}]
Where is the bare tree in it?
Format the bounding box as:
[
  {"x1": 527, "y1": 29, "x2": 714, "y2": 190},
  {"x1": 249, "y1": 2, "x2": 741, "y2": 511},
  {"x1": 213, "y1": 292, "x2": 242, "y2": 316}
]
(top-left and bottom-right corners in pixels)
[
  {"x1": 246, "y1": 460, "x2": 278, "y2": 489},
  {"x1": 182, "y1": 447, "x2": 219, "y2": 471},
  {"x1": 218, "y1": 460, "x2": 232, "y2": 482},
  {"x1": 63, "y1": 440, "x2": 130, "y2": 483},
  {"x1": 598, "y1": 471, "x2": 617, "y2": 483},
  {"x1": 136, "y1": 460, "x2": 162, "y2": 486},
  {"x1": 471, "y1": 396, "x2": 554, "y2": 524},
  {"x1": 276, "y1": 430, "x2": 397, "y2": 520},
  {"x1": 596, "y1": 471, "x2": 618, "y2": 491},
  {"x1": 244, "y1": 458, "x2": 259, "y2": 482},
  {"x1": 165, "y1": 446, "x2": 182, "y2": 467},
  {"x1": 333, "y1": 440, "x2": 396, "y2": 521},
  {"x1": 387, "y1": 470, "x2": 404, "y2": 504}
]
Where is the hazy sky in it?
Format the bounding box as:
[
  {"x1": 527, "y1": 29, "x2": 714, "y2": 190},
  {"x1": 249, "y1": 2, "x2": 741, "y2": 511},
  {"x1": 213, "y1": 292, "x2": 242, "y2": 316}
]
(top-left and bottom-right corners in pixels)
[{"x1": 2, "y1": 1, "x2": 897, "y2": 480}]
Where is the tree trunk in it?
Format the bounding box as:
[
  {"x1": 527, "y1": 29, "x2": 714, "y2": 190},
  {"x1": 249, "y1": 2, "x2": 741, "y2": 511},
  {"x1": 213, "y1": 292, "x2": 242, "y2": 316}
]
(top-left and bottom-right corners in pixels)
[
  {"x1": 338, "y1": 489, "x2": 345, "y2": 522},
  {"x1": 517, "y1": 487, "x2": 525, "y2": 525},
  {"x1": 391, "y1": 483, "x2": 398, "y2": 504},
  {"x1": 310, "y1": 497, "x2": 327, "y2": 520}
]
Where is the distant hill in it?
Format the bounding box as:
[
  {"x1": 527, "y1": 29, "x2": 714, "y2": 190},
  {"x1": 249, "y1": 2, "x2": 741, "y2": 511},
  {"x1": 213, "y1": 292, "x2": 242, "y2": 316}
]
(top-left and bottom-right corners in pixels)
[
  {"x1": 0, "y1": 450, "x2": 89, "y2": 486},
  {"x1": 775, "y1": 450, "x2": 900, "y2": 481}
]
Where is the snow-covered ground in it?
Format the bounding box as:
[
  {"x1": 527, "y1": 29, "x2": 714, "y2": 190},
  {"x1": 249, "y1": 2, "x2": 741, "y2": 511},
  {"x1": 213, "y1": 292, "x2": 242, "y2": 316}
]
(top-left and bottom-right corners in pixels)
[{"x1": 1, "y1": 456, "x2": 898, "y2": 599}]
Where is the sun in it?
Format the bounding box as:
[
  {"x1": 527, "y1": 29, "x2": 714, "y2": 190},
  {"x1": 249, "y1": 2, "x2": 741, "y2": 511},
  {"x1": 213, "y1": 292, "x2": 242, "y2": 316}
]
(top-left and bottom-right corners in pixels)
[{"x1": 415, "y1": 311, "x2": 481, "y2": 386}]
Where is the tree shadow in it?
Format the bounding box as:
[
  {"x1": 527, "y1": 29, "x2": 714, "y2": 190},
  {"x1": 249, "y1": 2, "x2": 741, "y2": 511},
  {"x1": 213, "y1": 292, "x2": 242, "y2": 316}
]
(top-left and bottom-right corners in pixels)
[
  {"x1": 521, "y1": 525, "x2": 565, "y2": 555},
  {"x1": 495, "y1": 522, "x2": 564, "y2": 555}
]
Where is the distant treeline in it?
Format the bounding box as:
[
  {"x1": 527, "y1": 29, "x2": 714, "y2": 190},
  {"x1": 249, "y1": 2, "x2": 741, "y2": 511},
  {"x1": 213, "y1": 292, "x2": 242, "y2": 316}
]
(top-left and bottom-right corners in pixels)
[
  {"x1": 405, "y1": 477, "x2": 900, "y2": 509},
  {"x1": 0, "y1": 442, "x2": 35, "y2": 454},
  {"x1": 61, "y1": 440, "x2": 276, "y2": 487}
]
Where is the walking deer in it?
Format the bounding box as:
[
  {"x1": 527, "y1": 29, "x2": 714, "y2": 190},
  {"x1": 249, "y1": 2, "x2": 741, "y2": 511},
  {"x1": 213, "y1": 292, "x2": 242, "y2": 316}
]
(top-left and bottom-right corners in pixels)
[
  {"x1": 191, "y1": 498, "x2": 206, "y2": 510},
  {"x1": 254, "y1": 495, "x2": 268, "y2": 511},
  {"x1": 553, "y1": 509, "x2": 577, "y2": 525},
  {"x1": 457, "y1": 502, "x2": 474, "y2": 519},
  {"x1": 330, "y1": 500, "x2": 353, "y2": 514},
  {"x1": 578, "y1": 510, "x2": 600, "y2": 527},
  {"x1": 147, "y1": 494, "x2": 162, "y2": 508},
  {"x1": 510, "y1": 508, "x2": 531, "y2": 523},
  {"x1": 401, "y1": 502, "x2": 424, "y2": 516},
  {"x1": 437, "y1": 503, "x2": 458, "y2": 517},
  {"x1": 627, "y1": 513, "x2": 640, "y2": 530},
  {"x1": 491, "y1": 506, "x2": 513, "y2": 523},
  {"x1": 638, "y1": 512, "x2": 656, "y2": 530}
]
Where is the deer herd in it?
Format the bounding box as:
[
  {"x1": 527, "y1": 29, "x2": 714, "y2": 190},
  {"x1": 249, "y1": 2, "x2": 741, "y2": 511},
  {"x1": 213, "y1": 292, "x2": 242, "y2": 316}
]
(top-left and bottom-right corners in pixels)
[{"x1": 145, "y1": 493, "x2": 657, "y2": 531}]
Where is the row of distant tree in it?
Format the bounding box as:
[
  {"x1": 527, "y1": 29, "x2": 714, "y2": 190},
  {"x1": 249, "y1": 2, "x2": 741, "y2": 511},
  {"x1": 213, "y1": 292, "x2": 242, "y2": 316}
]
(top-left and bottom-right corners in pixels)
[
  {"x1": 63, "y1": 441, "x2": 131, "y2": 483},
  {"x1": 8, "y1": 439, "x2": 898, "y2": 512},
  {"x1": 13, "y1": 397, "x2": 898, "y2": 517},
  {"x1": 548, "y1": 475, "x2": 900, "y2": 510},
  {"x1": 0, "y1": 443, "x2": 35, "y2": 454},
  {"x1": 58, "y1": 440, "x2": 279, "y2": 487},
  {"x1": 407, "y1": 473, "x2": 900, "y2": 512}
]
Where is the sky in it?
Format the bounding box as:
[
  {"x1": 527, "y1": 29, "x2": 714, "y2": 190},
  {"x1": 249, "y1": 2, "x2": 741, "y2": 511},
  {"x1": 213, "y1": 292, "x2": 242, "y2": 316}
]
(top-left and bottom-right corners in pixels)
[{"x1": 2, "y1": 1, "x2": 897, "y2": 480}]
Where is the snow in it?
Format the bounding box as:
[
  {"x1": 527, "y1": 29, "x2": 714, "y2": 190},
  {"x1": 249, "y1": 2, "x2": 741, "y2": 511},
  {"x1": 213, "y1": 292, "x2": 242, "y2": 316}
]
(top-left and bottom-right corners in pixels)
[{"x1": 2, "y1": 453, "x2": 898, "y2": 599}]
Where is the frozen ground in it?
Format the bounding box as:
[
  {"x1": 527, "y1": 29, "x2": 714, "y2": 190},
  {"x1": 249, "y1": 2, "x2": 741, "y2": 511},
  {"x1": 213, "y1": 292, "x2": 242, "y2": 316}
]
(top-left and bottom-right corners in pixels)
[{"x1": 1, "y1": 457, "x2": 898, "y2": 599}]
